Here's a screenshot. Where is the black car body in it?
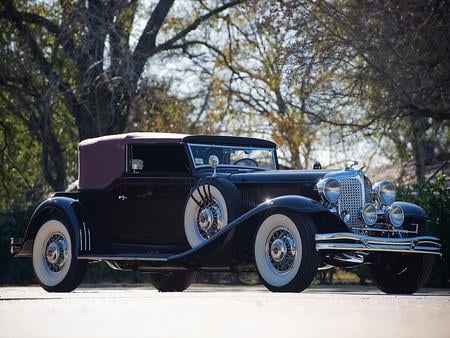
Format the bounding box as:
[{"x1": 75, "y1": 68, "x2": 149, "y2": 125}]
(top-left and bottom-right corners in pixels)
[{"x1": 11, "y1": 133, "x2": 441, "y2": 293}]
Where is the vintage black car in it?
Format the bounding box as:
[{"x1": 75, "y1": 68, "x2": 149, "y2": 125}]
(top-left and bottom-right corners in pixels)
[{"x1": 11, "y1": 132, "x2": 441, "y2": 293}]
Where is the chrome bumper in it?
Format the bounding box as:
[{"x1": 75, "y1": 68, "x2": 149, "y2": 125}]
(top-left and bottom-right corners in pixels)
[{"x1": 315, "y1": 233, "x2": 442, "y2": 256}]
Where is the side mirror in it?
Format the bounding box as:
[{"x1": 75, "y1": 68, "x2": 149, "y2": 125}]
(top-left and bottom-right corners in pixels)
[{"x1": 208, "y1": 155, "x2": 219, "y2": 176}]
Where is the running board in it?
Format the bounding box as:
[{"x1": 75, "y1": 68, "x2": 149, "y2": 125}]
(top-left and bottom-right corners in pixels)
[{"x1": 78, "y1": 253, "x2": 171, "y2": 262}]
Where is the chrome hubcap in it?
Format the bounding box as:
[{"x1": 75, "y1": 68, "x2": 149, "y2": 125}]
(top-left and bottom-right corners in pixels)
[
  {"x1": 270, "y1": 238, "x2": 287, "y2": 262},
  {"x1": 265, "y1": 227, "x2": 297, "y2": 275},
  {"x1": 199, "y1": 208, "x2": 214, "y2": 232},
  {"x1": 44, "y1": 233, "x2": 68, "y2": 272},
  {"x1": 197, "y1": 198, "x2": 224, "y2": 240},
  {"x1": 46, "y1": 242, "x2": 60, "y2": 264}
]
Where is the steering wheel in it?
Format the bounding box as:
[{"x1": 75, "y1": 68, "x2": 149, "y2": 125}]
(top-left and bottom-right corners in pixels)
[{"x1": 233, "y1": 158, "x2": 259, "y2": 167}]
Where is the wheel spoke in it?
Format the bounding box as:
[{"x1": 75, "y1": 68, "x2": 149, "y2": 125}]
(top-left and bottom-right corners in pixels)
[
  {"x1": 196, "y1": 194, "x2": 224, "y2": 240},
  {"x1": 265, "y1": 227, "x2": 297, "y2": 275}
]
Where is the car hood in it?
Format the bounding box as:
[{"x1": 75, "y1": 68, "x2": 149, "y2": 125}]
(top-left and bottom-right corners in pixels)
[{"x1": 227, "y1": 169, "x2": 329, "y2": 184}]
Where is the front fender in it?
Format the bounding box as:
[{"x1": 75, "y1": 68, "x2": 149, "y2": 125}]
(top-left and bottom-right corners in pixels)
[
  {"x1": 393, "y1": 201, "x2": 428, "y2": 222},
  {"x1": 16, "y1": 197, "x2": 90, "y2": 257},
  {"x1": 170, "y1": 195, "x2": 348, "y2": 266}
]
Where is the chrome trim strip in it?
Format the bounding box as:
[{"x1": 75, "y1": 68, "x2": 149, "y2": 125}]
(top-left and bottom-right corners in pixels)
[
  {"x1": 83, "y1": 222, "x2": 87, "y2": 251},
  {"x1": 87, "y1": 229, "x2": 91, "y2": 252},
  {"x1": 79, "y1": 229, "x2": 83, "y2": 252},
  {"x1": 78, "y1": 255, "x2": 169, "y2": 262},
  {"x1": 354, "y1": 227, "x2": 417, "y2": 234},
  {"x1": 315, "y1": 232, "x2": 441, "y2": 255}
]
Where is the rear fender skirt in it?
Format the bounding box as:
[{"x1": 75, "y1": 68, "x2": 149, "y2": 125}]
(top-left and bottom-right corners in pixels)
[
  {"x1": 16, "y1": 197, "x2": 92, "y2": 257},
  {"x1": 168, "y1": 195, "x2": 349, "y2": 266}
]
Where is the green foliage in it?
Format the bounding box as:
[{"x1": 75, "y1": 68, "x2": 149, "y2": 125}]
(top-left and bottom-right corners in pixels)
[
  {"x1": 0, "y1": 114, "x2": 43, "y2": 211},
  {"x1": 0, "y1": 205, "x2": 35, "y2": 284},
  {"x1": 397, "y1": 176, "x2": 450, "y2": 287}
]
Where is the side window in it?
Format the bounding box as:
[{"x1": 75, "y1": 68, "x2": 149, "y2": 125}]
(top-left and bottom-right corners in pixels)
[{"x1": 128, "y1": 144, "x2": 190, "y2": 174}]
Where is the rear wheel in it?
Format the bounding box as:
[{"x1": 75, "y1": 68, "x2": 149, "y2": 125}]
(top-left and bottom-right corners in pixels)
[
  {"x1": 150, "y1": 271, "x2": 196, "y2": 292},
  {"x1": 32, "y1": 217, "x2": 87, "y2": 292},
  {"x1": 254, "y1": 213, "x2": 319, "y2": 292}
]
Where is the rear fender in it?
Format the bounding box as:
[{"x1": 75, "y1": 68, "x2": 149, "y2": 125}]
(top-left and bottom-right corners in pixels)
[{"x1": 16, "y1": 197, "x2": 92, "y2": 257}]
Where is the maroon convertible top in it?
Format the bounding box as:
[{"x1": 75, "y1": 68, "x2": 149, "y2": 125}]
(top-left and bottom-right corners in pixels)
[
  {"x1": 78, "y1": 132, "x2": 188, "y2": 190},
  {"x1": 78, "y1": 132, "x2": 276, "y2": 190}
]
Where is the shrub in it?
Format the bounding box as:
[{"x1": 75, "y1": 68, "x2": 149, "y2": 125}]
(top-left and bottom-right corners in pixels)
[{"x1": 397, "y1": 175, "x2": 450, "y2": 287}]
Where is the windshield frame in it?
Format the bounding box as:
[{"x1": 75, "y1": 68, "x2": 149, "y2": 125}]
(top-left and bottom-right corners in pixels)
[{"x1": 187, "y1": 143, "x2": 277, "y2": 171}]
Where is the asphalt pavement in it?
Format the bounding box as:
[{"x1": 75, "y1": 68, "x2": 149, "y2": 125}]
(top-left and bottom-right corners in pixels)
[{"x1": 1, "y1": 285, "x2": 449, "y2": 338}]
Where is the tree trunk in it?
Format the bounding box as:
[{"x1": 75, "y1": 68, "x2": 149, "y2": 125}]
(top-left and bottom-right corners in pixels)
[
  {"x1": 289, "y1": 145, "x2": 302, "y2": 169},
  {"x1": 411, "y1": 116, "x2": 426, "y2": 186}
]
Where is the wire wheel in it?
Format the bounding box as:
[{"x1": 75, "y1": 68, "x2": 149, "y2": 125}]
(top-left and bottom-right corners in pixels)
[
  {"x1": 44, "y1": 233, "x2": 69, "y2": 273},
  {"x1": 196, "y1": 196, "x2": 225, "y2": 240},
  {"x1": 254, "y1": 213, "x2": 319, "y2": 292},
  {"x1": 184, "y1": 178, "x2": 241, "y2": 248},
  {"x1": 33, "y1": 220, "x2": 72, "y2": 287},
  {"x1": 265, "y1": 227, "x2": 297, "y2": 275},
  {"x1": 32, "y1": 216, "x2": 87, "y2": 292}
]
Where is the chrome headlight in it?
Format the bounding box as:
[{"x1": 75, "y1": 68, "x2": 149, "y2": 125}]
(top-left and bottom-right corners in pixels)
[
  {"x1": 360, "y1": 203, "x2": 377, "y2": 225},
  {"x1": 373, "y1": 180, "x2": 396, "y2": 206},
  {"x1": 316, "y1": 178, "x2": 341, "y2": 204},
  {"x1": 386, "y1": 205, "x2": 404, "y2": 227}
]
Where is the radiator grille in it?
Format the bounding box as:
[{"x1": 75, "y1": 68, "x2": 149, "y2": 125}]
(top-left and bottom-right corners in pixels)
[{"x1": 337, "y1": 177, "x2": 365, "y2": 230}]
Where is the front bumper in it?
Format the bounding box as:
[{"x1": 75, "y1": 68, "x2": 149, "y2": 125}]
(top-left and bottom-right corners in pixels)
[{"x1": 315, "y1": 233, "x2": 441, "y2": 256}]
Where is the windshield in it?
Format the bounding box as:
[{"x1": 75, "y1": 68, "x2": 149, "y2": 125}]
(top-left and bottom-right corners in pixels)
[{"x1": 188, "y1": 143, "x2": 276, "y2": 170}]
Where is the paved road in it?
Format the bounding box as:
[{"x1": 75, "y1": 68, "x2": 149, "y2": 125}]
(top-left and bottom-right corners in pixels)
[{"x1": 1, "y1": 285, "x2": 449, "y2": 338}]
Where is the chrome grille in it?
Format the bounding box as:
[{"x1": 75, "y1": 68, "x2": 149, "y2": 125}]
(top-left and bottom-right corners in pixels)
[
  {"x1": 364, "y1": 177, "x2": 373, "y2": 202},
  {"x1": 337, "y1": 177, "x2": 365, "y2": 230}
]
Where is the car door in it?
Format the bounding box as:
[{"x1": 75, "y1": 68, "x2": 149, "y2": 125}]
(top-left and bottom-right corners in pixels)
[{"x1": 115, "y1": 143, "x2": 193, "y2": 245}]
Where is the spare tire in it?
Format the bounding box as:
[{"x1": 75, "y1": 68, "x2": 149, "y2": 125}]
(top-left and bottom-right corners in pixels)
[{"x1": 184, "y1": 177, "x2": 242, "y2": 248}]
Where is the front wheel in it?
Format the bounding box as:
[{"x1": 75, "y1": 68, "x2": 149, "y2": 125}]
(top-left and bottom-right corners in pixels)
[
  {"x1": 369, "y1": 253, "x2": 434, "y2": 294},
  {"x1": 32, "y1": 217, "x2": 87, "y2": 292},
  {"x1": 254, "y1": 213, "x2": 319, "y2": 292},
  {"x1": 150, "y1": 271, "x2": 196, "y2": 292}
]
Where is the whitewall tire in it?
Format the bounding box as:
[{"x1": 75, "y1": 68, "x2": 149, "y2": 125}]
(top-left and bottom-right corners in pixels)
[
  {"x1": 32, "y1": 217, "x2": 87, "y2": 292},
  {"x1": 254, "y1": 213, "x2": 319, "y2": 292},
  {"x1": 184, "y1": 178, "x2": 242, "y2": 248}
]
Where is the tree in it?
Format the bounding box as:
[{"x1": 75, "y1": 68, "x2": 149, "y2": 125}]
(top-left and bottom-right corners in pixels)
[
  {"x1": 172, "y1": 2, "x2": 342, "y2": 168},
  {"x1": 305, "y1": 0, "x2": 450, "y2": 183},
  {"x1": 0, "y1": 0, "x2": 243, "y2": 192}
]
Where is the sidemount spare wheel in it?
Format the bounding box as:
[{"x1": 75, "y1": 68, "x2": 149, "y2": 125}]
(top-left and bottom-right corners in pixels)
[
  {"x1": 32, "y1": 215, "x2": 87, "y2": 292},
  {"x1": 369, "y1": 223, "x2": 434, "y2": 294},
  {"x1": 254, "y1": 213, "x2": 319, "y2": 292},
  {"x1": 184, "y1": 177, "x2": 242, "y2": 248},
  {"x1": 150, "y1": 271, "x2": 197, "y2": 292}
]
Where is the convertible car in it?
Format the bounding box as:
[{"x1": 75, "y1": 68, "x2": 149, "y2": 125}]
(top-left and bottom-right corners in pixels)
[{"x1": 11, "y1": 132, "x2": 441, "y2": 293}]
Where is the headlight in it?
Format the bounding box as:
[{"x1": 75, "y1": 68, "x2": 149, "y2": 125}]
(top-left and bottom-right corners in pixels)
[
  {"x1": 360, "y1": 203, "x2": 377, "y2": 225},
  {"x1": 386, "y1": 205, "x2": 404, "y2": 227},
  {"x1": 316, "y1": 178, "x2": 341, "y2": 204},
  {"x1": 373, "y1": 180, "x2": 396, "y2": 206}
]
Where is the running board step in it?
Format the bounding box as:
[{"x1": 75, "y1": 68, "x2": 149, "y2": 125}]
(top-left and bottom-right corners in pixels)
[{"x1": 78, "y1": 253, "x2": 172, "y2": 262}]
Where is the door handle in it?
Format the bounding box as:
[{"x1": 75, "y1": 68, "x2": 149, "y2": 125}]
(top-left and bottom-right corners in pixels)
[{"x1": 118, "y1": 195, "x2": 128, "y2": 201}]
